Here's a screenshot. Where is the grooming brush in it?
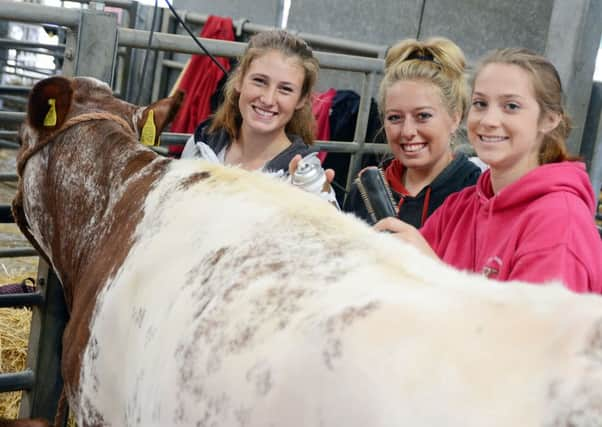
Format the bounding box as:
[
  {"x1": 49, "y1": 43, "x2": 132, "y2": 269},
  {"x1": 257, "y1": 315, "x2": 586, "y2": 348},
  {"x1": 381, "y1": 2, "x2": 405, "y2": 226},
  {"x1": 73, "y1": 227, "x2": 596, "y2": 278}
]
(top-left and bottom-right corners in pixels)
[{"x1": 355, "y1": 167, "x2": 397, "y2": 224}]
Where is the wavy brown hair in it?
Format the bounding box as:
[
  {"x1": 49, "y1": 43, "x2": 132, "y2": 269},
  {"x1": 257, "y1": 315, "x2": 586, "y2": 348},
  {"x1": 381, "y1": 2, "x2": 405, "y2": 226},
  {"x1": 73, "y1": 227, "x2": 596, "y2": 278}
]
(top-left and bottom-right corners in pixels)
[{"x1": 210, "y1": 30, "x2": 319, "y2": 145}]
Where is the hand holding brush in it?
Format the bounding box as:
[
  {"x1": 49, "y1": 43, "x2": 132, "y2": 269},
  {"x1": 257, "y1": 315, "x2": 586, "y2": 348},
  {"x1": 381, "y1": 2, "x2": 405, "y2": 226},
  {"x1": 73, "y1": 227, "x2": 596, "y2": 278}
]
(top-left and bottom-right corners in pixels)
[{"x1": 355, "y1": 167, "x2": 397, "y2": 225}]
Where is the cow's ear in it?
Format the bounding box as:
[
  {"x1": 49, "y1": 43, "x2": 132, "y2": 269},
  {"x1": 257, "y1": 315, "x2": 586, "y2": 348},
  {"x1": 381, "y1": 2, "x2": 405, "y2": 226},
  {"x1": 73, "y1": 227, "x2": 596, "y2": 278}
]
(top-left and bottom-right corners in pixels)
[
  {"x1": 138, "y1": 91, "x2": 184, "y2": 146},
  {"x1": 27, "y1": 76, "x2": 73, "y2": 132}
]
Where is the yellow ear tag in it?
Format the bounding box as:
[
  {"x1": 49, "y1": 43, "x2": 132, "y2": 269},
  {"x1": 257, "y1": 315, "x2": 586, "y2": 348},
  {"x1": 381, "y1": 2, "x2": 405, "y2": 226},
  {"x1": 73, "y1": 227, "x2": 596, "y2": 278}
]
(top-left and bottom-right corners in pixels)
[
  {"x1": 140, "y1": 110, "x2": 157, "y2": 146},
  {"x1": 44, "y1": 99, "x2": 57, "y2": 127}
]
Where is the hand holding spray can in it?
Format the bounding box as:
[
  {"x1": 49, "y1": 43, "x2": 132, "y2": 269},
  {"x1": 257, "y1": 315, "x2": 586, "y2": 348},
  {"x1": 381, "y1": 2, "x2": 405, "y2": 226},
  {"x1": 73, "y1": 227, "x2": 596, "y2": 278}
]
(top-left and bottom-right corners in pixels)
[
  {"x1": 291, "y1": 152, "x2": 339, "y2": 208},
  {"x1": 291, "y1": 152, "x2": 328, "y2": 193}
]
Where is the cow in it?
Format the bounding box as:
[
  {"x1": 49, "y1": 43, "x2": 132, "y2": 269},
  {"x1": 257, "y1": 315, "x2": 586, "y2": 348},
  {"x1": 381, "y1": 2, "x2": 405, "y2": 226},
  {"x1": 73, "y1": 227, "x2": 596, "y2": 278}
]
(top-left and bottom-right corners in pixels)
[{"x1": 4, "y1": 75, "x2": 602, "y2": 427}]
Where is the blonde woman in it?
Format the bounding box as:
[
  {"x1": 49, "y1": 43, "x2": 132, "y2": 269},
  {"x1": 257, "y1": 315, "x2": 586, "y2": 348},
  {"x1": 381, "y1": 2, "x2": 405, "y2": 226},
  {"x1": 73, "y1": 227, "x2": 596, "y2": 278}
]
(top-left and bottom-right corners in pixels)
[{"x1": 344, "y1": 37, "x2": 480, "y2": 227}]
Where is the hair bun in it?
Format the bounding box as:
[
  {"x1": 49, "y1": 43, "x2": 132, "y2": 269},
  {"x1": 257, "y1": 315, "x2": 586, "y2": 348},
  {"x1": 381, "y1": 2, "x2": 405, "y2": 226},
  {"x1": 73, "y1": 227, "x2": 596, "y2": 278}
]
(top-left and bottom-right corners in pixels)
[
  {"x1": 385, "y1": 38, "x2": 465, "y2": 78},
  {"x1": 379, "y1": 37, "x2": 468, "y2": 120}
]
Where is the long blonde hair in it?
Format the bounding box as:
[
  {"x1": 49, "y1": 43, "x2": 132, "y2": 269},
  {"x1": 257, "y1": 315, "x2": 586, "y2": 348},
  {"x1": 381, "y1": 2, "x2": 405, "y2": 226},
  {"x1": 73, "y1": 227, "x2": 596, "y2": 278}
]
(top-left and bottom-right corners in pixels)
[
  {"x1": 472, "y1": 48, "x2": 574, "y2": 164},
  {"x1": 210, "y1": 30, "x2": 319, "y2": 145},
  {"x1": 379, "y1": 37, "x2": 468, "y2": 122}
]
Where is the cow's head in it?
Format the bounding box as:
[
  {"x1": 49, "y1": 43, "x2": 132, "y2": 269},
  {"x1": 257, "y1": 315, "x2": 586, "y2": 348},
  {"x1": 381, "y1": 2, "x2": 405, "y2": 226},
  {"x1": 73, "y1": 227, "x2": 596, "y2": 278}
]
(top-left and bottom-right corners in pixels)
[
  {"x1": 13, "y1": 76, "x2": 183, "y2": 277},
  {"x1": 19, "y1": 76, "x2": 183, "y2": 151}
]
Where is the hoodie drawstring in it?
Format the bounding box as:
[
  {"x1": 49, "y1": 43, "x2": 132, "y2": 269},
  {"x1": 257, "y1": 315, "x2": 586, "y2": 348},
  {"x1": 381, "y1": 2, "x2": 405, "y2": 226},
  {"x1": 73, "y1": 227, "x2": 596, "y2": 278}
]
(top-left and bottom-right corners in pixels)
[
  {"x1": 420, "y1": 187, "x2": 432, "y2": 226},
  {"x1": 396, "y1": 196, "x2": 405, "y2": 213}
]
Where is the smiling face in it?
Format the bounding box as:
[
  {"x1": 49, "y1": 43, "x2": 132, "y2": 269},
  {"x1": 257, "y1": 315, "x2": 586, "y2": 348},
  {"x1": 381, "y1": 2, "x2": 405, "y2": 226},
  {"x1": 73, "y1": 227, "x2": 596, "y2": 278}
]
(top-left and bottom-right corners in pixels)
[
  {"x1": 236, "y1": 50, "x2": 306, "y2": 141},
  {"x1": 467, "y1": 63, "x2": 558, "y2": 181},
  {"x1": 384, "y1": 80, "x2": 459, "y2": 173}
]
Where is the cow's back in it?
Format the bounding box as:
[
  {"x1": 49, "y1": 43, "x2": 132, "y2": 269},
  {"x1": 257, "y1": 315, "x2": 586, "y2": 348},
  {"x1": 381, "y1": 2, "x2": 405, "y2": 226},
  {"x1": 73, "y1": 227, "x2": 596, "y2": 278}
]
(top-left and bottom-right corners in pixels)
[{"x1": 75, "y1": 160, "x2": 602, "y2": 427}]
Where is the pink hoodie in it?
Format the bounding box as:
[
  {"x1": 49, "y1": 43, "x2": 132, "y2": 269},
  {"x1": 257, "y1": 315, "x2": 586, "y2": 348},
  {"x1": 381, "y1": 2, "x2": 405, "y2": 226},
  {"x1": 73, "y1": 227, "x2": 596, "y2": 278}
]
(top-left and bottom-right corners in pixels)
[{"x1": 421, "y1": 161, "x2": 602, "y2": 294}]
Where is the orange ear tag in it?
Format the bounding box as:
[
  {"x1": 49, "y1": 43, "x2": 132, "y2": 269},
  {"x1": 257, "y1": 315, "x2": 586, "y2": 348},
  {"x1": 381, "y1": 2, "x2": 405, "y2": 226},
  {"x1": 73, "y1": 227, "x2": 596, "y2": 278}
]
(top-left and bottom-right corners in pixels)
[
  {"x1": 43, "y1": 99, "x2": 57, "y2": 127},
  {"x1": 140, "y1": 110, "x2": 157, "y2": 146}
]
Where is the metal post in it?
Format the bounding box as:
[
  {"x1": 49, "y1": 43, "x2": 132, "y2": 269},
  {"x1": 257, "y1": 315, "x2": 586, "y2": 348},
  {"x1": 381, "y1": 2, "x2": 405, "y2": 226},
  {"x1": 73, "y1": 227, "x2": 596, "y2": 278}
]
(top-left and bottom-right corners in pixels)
[
  {"x1": 0, "y1": 19, "x2": 7, "y2": 74},
  {"x1": 545, "y1": 0, "x2": 602, "y2": 155},
  {"x1": 151, "y1": 9, "x2": 172, "y2": 102},
  {"x1": 0, "y1": 38, "x2": 65, "y2": 53},
  {"x1": 117, "y1": 28, "x2": 383, "y2": 72},
  {"x1": 0, "y1": 1, "x2": 80, "y2": 27},
  {"x1": 18, "y1": 261, "x2": 69, "y2": 426},
  {"x1": 88, "y1": 1, "x2": 106, "y2": 11},
  {"x1": 0, "y1": 111, "x2": 25, "y2": 122},
  {"x1": 119, "y1": 0, "x2": 138, "y2": 100},
  {"x1": 585, "y1": 83, "x2": 602, "y2": 196},
  {"x1": 61, "y1": 26, "x2": 77, "y2": 78},
  {"x1": 344, "y1": 70, "x2": 378, "y2": 194},
  {"x1": 72, "y1": 9, "x2": 119, "y2": 84},
  {"x1": 178, "y1": 10, "x2": 385, "y2": 57}
]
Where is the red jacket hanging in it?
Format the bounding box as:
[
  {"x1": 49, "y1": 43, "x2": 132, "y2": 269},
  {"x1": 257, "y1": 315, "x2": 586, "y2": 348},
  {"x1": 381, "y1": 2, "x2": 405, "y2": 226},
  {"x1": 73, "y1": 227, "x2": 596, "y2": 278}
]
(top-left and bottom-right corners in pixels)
[
  {"x1": 170, "y1": 16, "x2": 234, "y2": 134},
  {"x1": 312, "y1": 88, "x2": 336, "y2": 163}
]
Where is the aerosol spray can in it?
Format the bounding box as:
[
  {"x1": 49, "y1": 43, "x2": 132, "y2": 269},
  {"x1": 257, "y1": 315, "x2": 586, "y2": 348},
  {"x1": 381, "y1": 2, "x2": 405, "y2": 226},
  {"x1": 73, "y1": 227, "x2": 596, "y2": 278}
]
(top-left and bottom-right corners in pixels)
[
  {"x1": 291, "y1": 152, "x2": 339, "y2": 208},
  {"x1": 291, "y1": 152, "x2": 329, "y2": 193}
]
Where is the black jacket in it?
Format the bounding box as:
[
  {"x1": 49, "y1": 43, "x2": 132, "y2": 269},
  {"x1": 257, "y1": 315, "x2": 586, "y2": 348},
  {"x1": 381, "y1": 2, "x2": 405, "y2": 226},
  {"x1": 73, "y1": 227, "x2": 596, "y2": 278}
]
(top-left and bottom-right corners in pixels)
[
  {"x1": 344, "y1": 153, "x2": 481, "y2": 227},
  {"x1": 183, "y1": 118, "x2": 313, "y2": 174}
]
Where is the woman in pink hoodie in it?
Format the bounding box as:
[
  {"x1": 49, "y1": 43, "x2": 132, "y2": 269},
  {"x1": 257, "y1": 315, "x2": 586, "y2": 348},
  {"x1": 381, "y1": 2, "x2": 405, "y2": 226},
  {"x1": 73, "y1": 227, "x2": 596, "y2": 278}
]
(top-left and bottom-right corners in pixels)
[{"x1": 376, "y1": 48, "x2": 602, "y2": 294}]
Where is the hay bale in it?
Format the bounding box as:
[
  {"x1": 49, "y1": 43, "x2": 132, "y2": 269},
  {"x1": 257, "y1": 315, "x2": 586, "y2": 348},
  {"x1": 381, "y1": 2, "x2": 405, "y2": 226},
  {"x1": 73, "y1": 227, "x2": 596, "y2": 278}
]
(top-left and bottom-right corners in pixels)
[
  {"x1": 0, "y1": 149, "x2": 41, "y2": 420},
  {"x1": 0, "y1": 307, "x2": 77, "y2": 426},
  {"x1": 0, "y1": 307, "x2": 32, "y2": 418}
]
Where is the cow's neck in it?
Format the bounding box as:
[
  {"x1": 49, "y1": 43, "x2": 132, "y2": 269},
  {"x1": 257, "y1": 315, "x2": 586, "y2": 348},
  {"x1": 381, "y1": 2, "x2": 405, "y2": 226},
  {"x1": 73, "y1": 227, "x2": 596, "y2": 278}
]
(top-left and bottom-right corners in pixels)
[{"x1": 26, "y1": 122, "x2": 169, "y2": 309}]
